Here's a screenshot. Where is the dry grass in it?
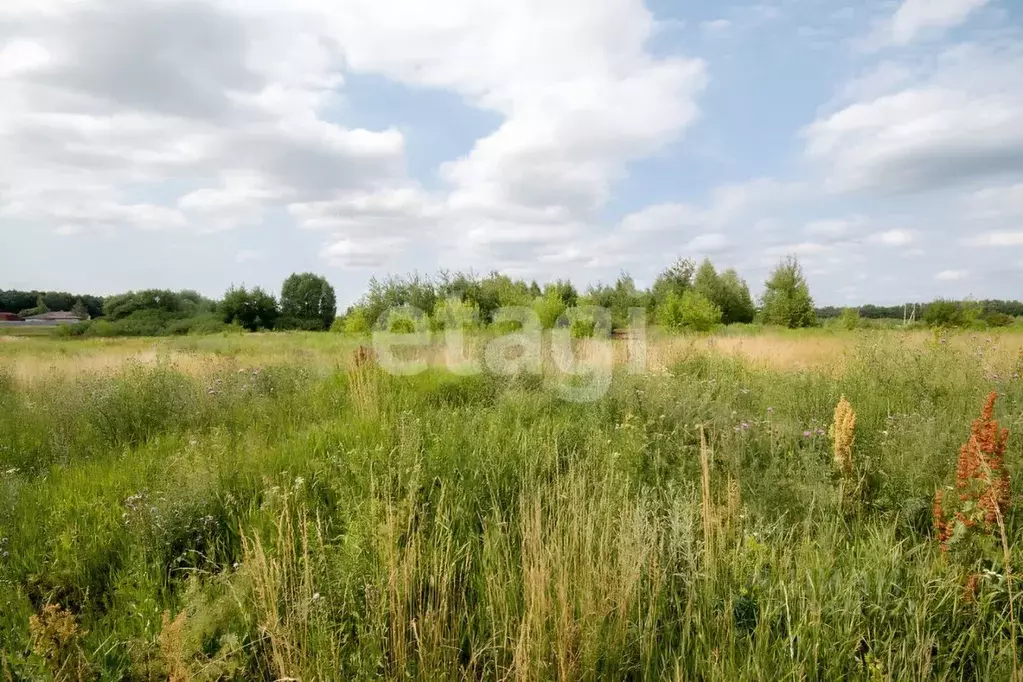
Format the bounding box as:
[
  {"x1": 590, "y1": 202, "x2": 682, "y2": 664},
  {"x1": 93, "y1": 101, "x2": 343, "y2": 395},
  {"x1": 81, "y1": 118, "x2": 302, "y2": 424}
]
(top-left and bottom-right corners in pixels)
[{"x1": 4, "y1": 329, "x2": 1023, "y2": 389}]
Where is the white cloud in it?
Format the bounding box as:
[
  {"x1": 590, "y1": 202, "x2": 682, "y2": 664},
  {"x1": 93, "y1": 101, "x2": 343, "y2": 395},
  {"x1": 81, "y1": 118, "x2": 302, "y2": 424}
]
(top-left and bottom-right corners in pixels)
[
  {"x1": 869, "y1": 229, "x2": 915, "y2": 246},
  {"x1": 965, "y1": 231, "x2": 1023, "y2": 247},
  {"x1": 0, "y1": 0, "x2": 410, "y2": 238},
  {"x1": 0, "y1": 39, "x2": 51, "y2": 77},
  {"x1": 687, "y1": 233, "x2": 729, "y2": 253},
  {"x1": 935, "y1": 269, "x2": 968, "y2": 281},
  {"x1": 1, "y1": 0, "x2": 708, "y2": 275},
  {"x1": 966, "y1": 182, "x2": 1023, "y2": 219},
  {"x1": 891, "y1": 0, "x2": 988, "y2": 45},
  {"x1": 806, "y1": 43, "x2": 1023, "y2": 193}
]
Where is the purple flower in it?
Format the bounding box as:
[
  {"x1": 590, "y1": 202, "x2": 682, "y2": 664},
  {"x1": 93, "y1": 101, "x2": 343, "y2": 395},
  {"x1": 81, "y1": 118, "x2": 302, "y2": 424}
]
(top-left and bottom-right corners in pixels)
[
  {"x1": 741, "y1": 421, "x2": 750, "y2": 430},
  {"x1": 803, "y1": 430, "x2": 812, "y2": 437}
]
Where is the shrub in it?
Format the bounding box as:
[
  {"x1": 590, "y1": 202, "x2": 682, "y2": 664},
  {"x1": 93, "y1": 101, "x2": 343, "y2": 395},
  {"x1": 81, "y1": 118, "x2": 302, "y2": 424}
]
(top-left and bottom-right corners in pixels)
[
  {"x1": 923, "y1": 299, "x2": 981, "y2": 329},
  {"x1": 840, "y1": 307, "x2": 860, "y2": 331},
  {"x1": 343, "y1": 308, "x2": 371, "y2": 334},
  {"x1": 658, "y1": 290, "x2": 722, "y2": 332}
]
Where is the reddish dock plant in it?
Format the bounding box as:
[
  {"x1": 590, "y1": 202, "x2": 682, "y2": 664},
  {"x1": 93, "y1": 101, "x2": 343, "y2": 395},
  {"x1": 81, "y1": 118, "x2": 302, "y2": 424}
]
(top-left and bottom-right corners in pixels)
[{"x1": 933, "y1": 391, "x2": 1011, "y2": 552}]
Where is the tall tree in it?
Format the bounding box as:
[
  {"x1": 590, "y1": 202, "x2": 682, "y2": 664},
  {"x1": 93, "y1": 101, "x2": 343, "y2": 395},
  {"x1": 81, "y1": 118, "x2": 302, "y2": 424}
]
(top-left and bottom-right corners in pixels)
[
  {"x1": 280, "y1": 273, "x2": 337, "y2": 331},
  {"x1": 759, "y1": 257, "x2": 817, "y2": 328},
  {"x1": 222, "y1": 286, "x2": 279, "y2": 331},
  {"x1": 651, "y1": 257, "x2": 696, "y2": 315},
  {"x1": 718, "y1": 268, "x2": 756, "y2": 324}
]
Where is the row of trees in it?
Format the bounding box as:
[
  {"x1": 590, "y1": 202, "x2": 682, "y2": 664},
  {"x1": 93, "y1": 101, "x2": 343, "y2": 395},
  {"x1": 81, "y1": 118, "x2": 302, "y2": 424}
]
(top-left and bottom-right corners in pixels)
[
  {"x1": 819, "y1": 300, "x2": 1023, "y2": 326},
  {"x1": 221, "y1": 273, "x2": 336, "y2": 332},
  {"x1": 338, "y1": 256, "x2": 816, "y2": 333},
  {"x1": 0, "y1": 291, "x2": 104, "y2": 319},
  {"x1": 31, "y1": 273, "x2": 337, "y2": 337},
  {"x1": 5, "y1": 256, "x2": 1019, "y2": 337}
]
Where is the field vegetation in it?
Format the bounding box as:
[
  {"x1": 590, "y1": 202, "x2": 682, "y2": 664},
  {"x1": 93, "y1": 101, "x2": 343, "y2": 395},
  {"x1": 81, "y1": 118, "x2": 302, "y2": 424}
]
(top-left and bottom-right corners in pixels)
[{"x1": 2, "y1": 328, "x2": 1023, "y2": 679}]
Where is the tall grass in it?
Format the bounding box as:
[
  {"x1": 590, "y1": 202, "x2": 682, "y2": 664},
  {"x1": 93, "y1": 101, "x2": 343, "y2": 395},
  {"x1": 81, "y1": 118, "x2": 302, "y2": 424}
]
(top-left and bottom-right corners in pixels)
[{"x1": 1, "y1": 332, "x2": 1022, "y2": 679}]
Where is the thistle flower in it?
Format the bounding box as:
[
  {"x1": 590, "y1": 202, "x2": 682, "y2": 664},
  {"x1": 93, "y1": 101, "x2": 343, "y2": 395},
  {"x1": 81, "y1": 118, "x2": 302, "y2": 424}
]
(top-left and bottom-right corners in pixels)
[{"x1": 830, "y1": 395, "x2": 856, "y2": 480}]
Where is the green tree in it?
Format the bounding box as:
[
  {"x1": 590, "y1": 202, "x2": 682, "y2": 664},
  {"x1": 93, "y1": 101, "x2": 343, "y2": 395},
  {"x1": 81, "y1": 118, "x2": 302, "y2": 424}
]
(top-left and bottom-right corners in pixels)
[
  {"x1": 431, "y1": 297, "x2": 481, "y2": 331},
  {"x1": 657, "y1": 290, "x2": 722, "y2": 332},
  {"x1": 18, "y1": 295, "x2": 50, "y2": 318},
  {"x1": 583, "y1": 273, "x2": 649, "y2": 330},
  {"x1": 693, "y1": 259, "x2": 723, "y2": 306},
  {"x1": 279, "y1": 273, "x2": 337, "y2": 331},
  {"x1": 342, "y1": 308, "x2": 371, "y2": 334},
  {"x1": 840, "y1": 307, "x2": 860, "y2": 330},
  {"x1": 690, "y1": 259, "x2": 756, "y2": 325},
  {"x1": 759, "y1": 257, "x2": 817, "y2": 328},
  {"x1": 923, "y1": 299, "x2": 980, "y2": 329},
  {"x1": 71, "y1": 299, "x2": 89, "y2": 320},
  {"x1": 651, "y1": 258, "x2": 696, "y2": 321},
  {"x1": 719, "y1": 269, "x2": 756, "y2": 324},
  {"x1": 543, "y1": 280, "x2": 579, "y2": 307},
  {"x1": 532, "y1": 290, "x2": 567, "y2": 330},
  {"x1": 221, "y1": 286, "x2": 279, "y2": 331},
  {"x1": 361, "y1": 274, "x2": 437, "y2": 327}
]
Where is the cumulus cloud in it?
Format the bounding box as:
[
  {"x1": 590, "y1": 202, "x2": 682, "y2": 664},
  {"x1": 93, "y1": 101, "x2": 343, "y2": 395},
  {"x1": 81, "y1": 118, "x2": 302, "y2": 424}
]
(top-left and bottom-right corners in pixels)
[
  {"x1": 0, "y1": 0, "x2": 409, "y2": 241},
  {"x1": 891, "y1": 0, "x2": 988, "y2": 45},
  {"x1": 1, "y1": 0, "x2": 709, "y2": 276},
  {"x1": 805, "y1": 43, "x2": 1023, "y2": 194}
]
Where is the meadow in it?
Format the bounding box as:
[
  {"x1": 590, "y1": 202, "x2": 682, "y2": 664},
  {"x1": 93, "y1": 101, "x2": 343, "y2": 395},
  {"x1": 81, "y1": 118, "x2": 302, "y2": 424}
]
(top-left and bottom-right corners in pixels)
[{"x1": 2, "y1": 328, "x2": 1023, "y2": 680}]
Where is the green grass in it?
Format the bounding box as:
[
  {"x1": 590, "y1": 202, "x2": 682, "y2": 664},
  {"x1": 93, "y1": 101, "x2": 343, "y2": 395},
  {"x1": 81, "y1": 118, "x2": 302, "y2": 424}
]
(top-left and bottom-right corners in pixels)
[{"x1": 1, "y1": 332, "x2": 1023, "y2": 680}]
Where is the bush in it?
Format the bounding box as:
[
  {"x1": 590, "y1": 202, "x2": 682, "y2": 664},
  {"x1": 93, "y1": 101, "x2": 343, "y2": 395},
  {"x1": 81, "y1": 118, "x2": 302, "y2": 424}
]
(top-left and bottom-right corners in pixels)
[
  {"x1": 840, "y1": 307, "x2": 860, "y2": 330},
  {"x1": 658, "y1": 290, "x2": 722, "y2": 332},
  {"x1": 923, "y1": 299, "x2": 980, "y2": 329},
  {"x1": 343, "y1": 309, "x2": 371, "y2": 334},
  {"x1": 980, "y1": 310, "x2": 1015, "y2": 328}
]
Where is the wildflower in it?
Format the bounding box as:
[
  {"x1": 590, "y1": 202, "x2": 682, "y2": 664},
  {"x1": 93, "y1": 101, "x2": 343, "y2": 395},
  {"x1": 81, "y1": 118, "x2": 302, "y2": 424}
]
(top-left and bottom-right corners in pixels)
[
  {"x1": 767, "y1": 407, "x2": 775, "y2": 414},
  {"x1": 830, "y1": 396, "x2": 856, "y2": 480},
  {"x1": 962, "y1": 573, "x2": 980, "y2": 603},
  {"x1": 803, "y1": 430, "x2": 812, "y2": 438},
  {"x1": 312, "y1": 592, "x2": 321, "y2": 601},
  {"x1": 934, "y1": 391, "x2": 1011, "y2": 551}
]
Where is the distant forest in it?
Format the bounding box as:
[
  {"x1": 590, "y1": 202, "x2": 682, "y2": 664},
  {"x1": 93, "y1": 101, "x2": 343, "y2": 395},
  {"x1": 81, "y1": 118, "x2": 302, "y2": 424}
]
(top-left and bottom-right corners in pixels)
[{"x1": 2, "y1": 256, "x2": 1022, "y2": 336}]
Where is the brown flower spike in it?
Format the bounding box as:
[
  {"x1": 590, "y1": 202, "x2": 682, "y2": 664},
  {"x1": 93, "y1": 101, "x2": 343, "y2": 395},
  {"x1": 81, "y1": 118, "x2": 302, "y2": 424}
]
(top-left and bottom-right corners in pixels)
[{"x1": 934, "y1": 391, "x2": 1011, "y2": 551}]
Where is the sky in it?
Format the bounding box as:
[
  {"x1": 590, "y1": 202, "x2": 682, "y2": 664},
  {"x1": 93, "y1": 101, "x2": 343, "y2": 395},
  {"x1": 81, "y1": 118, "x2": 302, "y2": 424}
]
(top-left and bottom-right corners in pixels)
[{"x1": 1, "y1": 0, "x2": 1022, "y2": 308}]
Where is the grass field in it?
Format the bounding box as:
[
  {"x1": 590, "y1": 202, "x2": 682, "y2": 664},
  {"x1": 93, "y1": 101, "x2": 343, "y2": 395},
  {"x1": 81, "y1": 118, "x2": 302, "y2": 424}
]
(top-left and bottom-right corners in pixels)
[{"x1": 2, "y1": 329, "x2": 1023, "y2": 680}]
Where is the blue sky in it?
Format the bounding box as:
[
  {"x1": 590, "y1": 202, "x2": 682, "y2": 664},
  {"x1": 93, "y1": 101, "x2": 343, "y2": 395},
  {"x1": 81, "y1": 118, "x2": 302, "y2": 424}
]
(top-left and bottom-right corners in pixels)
[{"x1": 1, "y1": 0, "x2": 1022, "y2": 307}]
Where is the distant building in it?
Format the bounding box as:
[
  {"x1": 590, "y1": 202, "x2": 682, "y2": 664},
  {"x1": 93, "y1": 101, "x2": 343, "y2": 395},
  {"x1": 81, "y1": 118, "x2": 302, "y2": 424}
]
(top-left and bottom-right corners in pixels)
[
  {"x1": 0, "y1": 312, "x2": 22, "y2": 322},
  {"x1": 24, "y1": 311, "x2": 87, "y2": 324}
]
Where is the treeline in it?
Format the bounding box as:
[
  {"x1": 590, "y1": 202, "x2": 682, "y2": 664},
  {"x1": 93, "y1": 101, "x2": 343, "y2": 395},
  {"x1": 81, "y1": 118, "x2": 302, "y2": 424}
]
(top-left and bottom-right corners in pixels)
[
  {"x1": 3, "y1": 255, "x2": 1020, "y2": 337},
  {"x1": 819, "y1": 299, "x2": 1023, "y2": 329},
  {"x1": 0, "y1": 272, "x2": 338, "y2": 337},
  {"x1": 0, "y1": 290, "x2": 104, "y2": 318},
  {"x1": 339, "y1": 257, "x2": 813, "y2": 334},
  {"x1": 817, "y1": 300, "x2": 1023, "y2": 320}
]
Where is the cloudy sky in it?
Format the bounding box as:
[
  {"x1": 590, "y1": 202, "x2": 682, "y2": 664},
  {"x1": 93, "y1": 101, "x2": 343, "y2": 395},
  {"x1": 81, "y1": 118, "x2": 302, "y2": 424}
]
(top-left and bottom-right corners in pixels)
[{"x1": 2, "y1": 0, "x2": 1022, "y2": 306}]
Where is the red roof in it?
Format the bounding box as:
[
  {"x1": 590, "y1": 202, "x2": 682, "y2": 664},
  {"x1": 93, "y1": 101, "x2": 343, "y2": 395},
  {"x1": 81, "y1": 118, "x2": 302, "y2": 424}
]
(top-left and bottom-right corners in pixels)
[{"x1": 0, "y1": 312, "x2": 22, "y2": 321}]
